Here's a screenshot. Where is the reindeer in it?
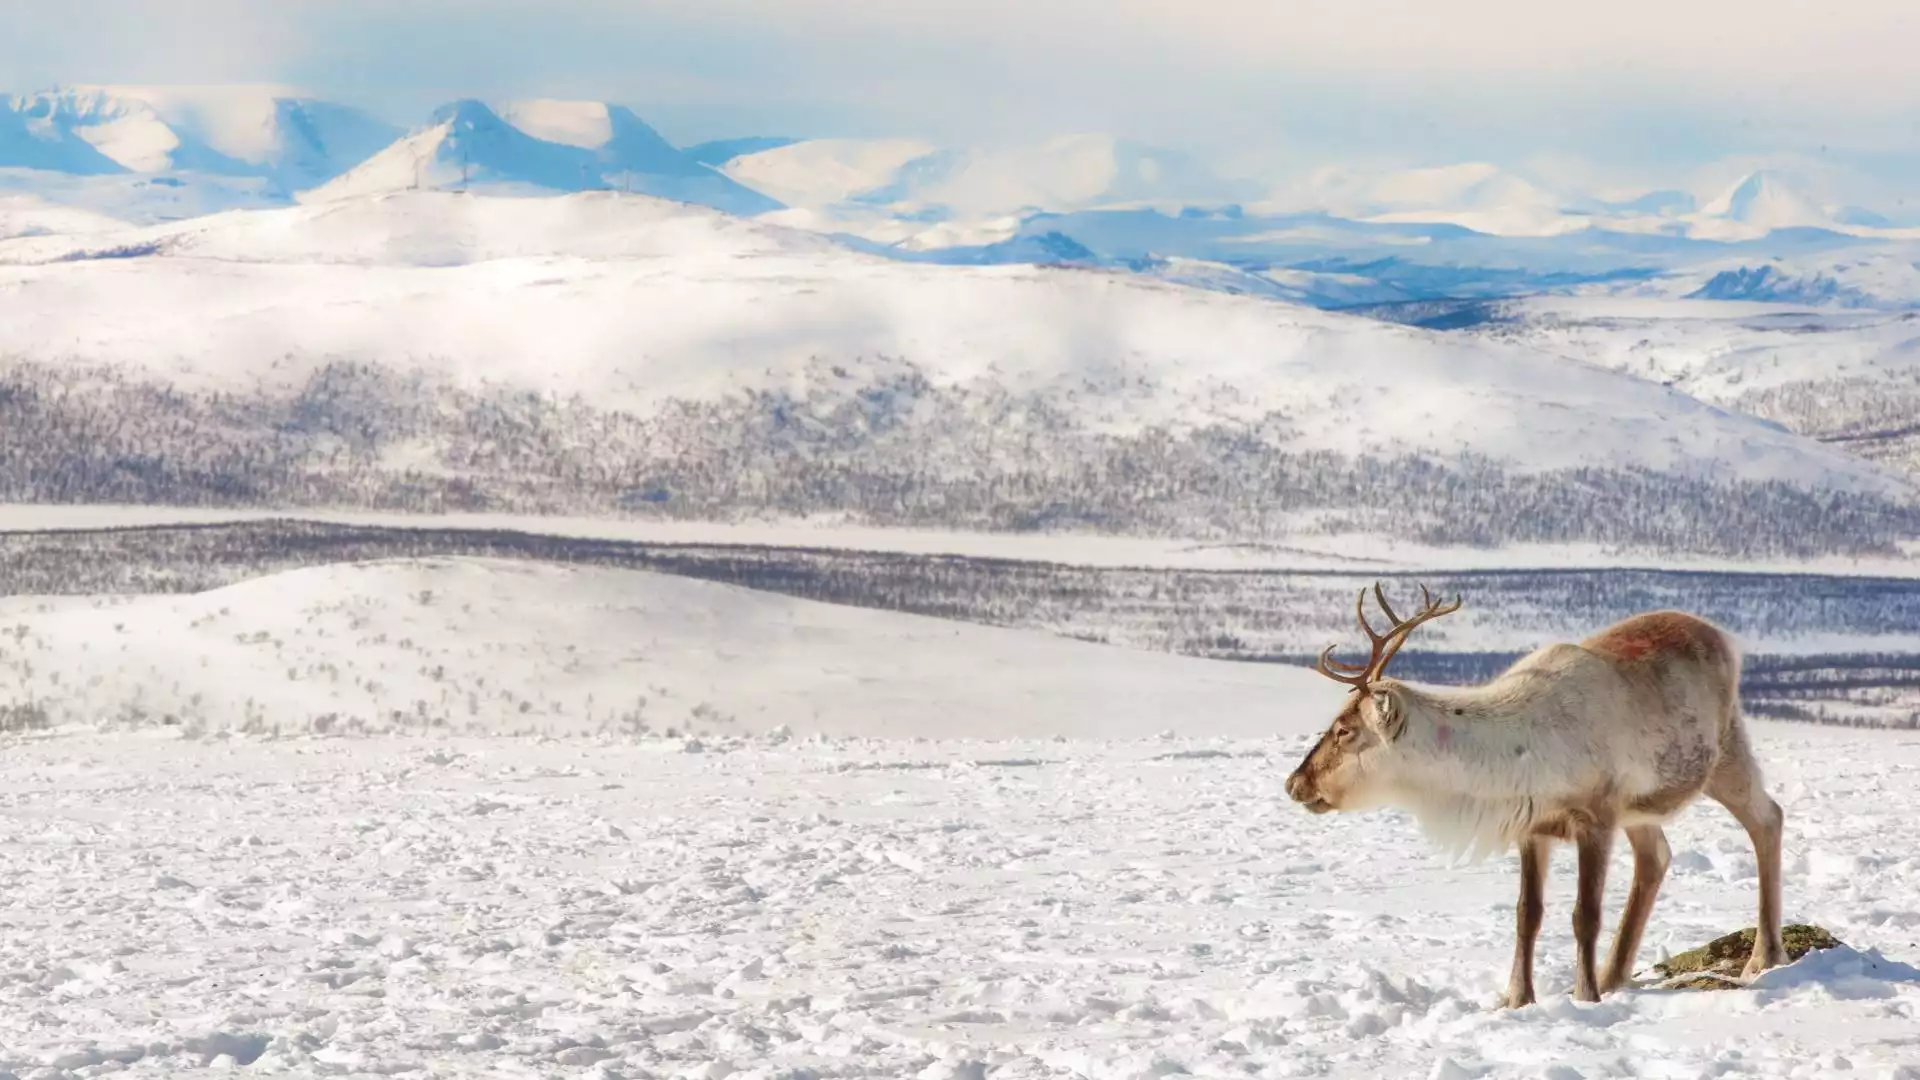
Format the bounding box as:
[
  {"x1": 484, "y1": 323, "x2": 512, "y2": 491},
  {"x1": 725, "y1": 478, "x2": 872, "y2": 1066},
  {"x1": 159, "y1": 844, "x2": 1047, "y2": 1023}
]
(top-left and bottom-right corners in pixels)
[{"x1": 1283, "y1": 583, "x2": 1786, "y2": 1008}]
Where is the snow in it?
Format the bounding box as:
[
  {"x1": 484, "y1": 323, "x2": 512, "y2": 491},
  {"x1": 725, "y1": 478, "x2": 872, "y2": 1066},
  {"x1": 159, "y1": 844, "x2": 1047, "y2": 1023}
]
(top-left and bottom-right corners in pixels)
[
  {"x1": 7, "y1": 503, "x2": 1920, "y2": 581},
  {"x1": 0, "y1": 166, "x2": 287, "y2": 224},
  {"x1": 0, "y1": 558, "x2": 1332, "y2": 739},
  {"x1": 0, "y1": 191, "x2": 126, "y2": 240},
  {"x1": 1449, "y1": 296, "x2": 1920, "y2": 402},
  {"x1": 0, "y1": 191, "x2": 1906, "y2": 499},
  {"x1": 1124, "y1": 256, "x2": 1414, "y2": 308},
  {"x1": 0, "y1": 558, "x2": 1916, "y2": 1077},
  {"x1": 0, "y1": 189, "x2": 834, "y2": 266},
  {"x1": 1673, "y1": 254, "x2": 1920, "y2": 310}
]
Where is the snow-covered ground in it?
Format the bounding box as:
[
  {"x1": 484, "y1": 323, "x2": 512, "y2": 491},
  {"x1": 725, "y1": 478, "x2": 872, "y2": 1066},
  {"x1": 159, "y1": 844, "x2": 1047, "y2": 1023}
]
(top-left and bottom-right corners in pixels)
[
  {"x1": 2, "y1": 717, "x2": 1916, "y2": 1077},
  {"x1": 1, "y1": 557, "x2": 1916, "y2": 1078}
]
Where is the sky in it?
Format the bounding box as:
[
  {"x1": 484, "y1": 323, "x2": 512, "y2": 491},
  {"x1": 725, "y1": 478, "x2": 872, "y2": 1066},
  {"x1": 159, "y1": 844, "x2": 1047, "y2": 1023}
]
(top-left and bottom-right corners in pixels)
[{"x1": 7, "y1": 0, "x2": 1920, "y2": 197}]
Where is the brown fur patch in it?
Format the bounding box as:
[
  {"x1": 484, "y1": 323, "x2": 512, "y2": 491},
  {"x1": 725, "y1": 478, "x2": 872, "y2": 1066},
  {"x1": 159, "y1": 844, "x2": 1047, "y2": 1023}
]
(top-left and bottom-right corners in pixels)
[
  {"x1": 1287, "y1": 695, "x2": 1362, "y2": 799},
  {"x1": 1582, "y1": 611, "x2": 1727, "y2": 667},
  {"x1": 1655, "y1": 735, "x2": 1716, "y2": 789},
  {"x1": 1530, "y1": 802, "x2": 1608, "y2": 842}
]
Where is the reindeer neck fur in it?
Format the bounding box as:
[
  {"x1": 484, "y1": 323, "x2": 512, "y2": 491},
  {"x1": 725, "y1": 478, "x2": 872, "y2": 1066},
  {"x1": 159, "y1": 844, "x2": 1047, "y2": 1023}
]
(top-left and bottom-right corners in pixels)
[{"x1": 1373, "y1": 645, "x2": 1608, "y2": 861}]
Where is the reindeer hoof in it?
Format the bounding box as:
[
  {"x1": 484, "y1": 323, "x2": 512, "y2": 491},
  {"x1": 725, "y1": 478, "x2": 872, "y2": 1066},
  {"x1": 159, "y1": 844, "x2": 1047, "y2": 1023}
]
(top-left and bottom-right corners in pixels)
[
  {"x1": 1741, "y1": 951, "x2": 1786, "y2": 980},
  {"x1": 1599, "y1": 972, "x2": 1641, "y2": 994},
  {"x1": 1498, "y1": 990, "x2": 1535, "y2": 1010}
]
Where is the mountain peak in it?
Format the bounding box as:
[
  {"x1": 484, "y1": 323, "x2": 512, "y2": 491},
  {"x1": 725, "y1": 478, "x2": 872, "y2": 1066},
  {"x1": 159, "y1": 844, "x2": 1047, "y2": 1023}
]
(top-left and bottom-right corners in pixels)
[
  {"x1": 310, "y1": 98, "x2": 780, "y2": 216},
  {"x1": 428, "y1": 98, "x2": 509, "y2": 132},
  {"x1": 1698, "y1": 170, "x2": 1830, "y2": 228}
]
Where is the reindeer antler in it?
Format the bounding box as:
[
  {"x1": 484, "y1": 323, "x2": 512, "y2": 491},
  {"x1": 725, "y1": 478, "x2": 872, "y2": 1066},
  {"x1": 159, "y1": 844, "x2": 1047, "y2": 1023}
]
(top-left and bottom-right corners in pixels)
[{"x1": 1313, "y1": 581, "x2": 1462, "y2": 689}]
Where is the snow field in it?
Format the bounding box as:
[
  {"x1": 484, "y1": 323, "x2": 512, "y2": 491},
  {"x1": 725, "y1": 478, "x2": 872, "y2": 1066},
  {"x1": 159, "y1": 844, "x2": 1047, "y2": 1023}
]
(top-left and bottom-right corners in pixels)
[
  {"x1": 0, "y1": 726, "x2": 1915, "y2": 1079},
  {"x1": 0, "y1": 558, "x2": 1333, "y2": 740}
]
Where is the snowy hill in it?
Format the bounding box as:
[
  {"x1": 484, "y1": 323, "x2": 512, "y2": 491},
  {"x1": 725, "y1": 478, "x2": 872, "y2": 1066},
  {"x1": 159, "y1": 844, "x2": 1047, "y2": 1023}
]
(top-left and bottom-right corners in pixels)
[
  {"x1": 0, "y1": 191, "x2": 1913, "y2": 557},
  {"x1": 0, "y1": 556, "x2": 1333, "y2": 738},
  {"x1": 0, "y1": 191, "x2": 126, "y2": 239},
  {"x1": 0, "y1": 188, "x2": 835, "y2": 266},
  {"x1": 0, "y1": 166, "x2": 287, "y2": 224},
  {"x1": 309, "y1": 99, "x2": 779, "y2": 216},
  {"x1": 0, "y1": 190, "x2": 1893, "y2": 487},
  {"x1": 1433, "y1": 296, "x2": 1920, "y2": 480}
]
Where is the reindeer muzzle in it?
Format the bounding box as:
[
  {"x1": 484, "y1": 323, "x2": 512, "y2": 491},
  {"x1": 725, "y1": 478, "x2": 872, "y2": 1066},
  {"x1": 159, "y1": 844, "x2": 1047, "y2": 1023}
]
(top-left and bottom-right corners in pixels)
[{"x1": 1285, "y1": 770, "x2": 1330, "y2": 812}]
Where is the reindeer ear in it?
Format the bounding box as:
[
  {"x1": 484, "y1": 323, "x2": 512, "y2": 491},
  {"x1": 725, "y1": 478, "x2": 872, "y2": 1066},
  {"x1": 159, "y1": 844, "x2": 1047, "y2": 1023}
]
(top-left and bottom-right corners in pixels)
[{"x1": 1369, "y1": 686, "x2": 1407, "y2": 740}]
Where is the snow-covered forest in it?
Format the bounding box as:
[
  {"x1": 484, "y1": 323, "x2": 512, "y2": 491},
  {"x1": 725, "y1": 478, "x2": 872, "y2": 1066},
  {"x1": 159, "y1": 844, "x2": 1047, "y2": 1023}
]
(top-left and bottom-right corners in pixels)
[{"x1": 2, "y1": 357, "x2": 1916, "y2": 559}]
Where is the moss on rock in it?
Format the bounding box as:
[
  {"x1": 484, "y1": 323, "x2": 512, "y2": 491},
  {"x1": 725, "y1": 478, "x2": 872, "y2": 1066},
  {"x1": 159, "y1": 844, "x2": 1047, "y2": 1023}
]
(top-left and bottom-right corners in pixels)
[{"x1": 1651, "y1": 924, "x2": 1842, "y2": 990}]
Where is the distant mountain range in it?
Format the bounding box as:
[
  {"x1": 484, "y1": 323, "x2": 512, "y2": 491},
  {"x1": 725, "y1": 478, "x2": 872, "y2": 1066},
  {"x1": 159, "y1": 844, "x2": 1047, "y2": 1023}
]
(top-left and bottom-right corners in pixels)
[
  {"x1": 5, "y1": 85, "x2": 1914, "y2": 233},
  {"x1": 4, "y1": 85, "x2": 1920, "y2": 314}
]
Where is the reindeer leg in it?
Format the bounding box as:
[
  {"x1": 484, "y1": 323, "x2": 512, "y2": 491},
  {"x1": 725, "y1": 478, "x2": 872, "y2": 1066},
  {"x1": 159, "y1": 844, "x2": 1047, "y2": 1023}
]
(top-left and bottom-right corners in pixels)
[
  {"x1": 1571, "y1": 820, "x2": 1614, "y2": 1002},
  {"x1": 1707, "y1": 736, "x2": 1787, "y2": 977},
  {"x1": 1601, "y1": 825, "x2": 1670, "y2": 992},
  {"x1": 1503, "y1": 834, "x2": 1551, "y2": 1008}
]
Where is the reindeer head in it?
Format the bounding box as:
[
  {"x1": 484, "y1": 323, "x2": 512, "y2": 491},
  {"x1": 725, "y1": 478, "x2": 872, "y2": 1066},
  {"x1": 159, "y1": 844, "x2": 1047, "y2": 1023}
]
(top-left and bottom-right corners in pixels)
[{"x1": 1285, "y1": 582, "x2": 1461, "y2": 814}]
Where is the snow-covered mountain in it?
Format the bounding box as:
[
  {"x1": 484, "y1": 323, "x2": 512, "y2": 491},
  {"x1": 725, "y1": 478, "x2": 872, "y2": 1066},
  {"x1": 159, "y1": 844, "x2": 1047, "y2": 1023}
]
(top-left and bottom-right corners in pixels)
[
  {"x1": 1, "y1": 86, "x2": 398, "y2": 188},
  {"x1": 1683, "y1": 256, "x2": 1920, "y2": 309},
  {"x1": 309, "y1": 99, "x2": 779, "y2": 216},
  {"x1": 723, "y1": 134, "x2": 1249, "y2": 227},
  {"x1": 0, "y1": 191, "x2": 1912, "y2": 558},
  {"x1": 1685, "y1": 171, "x2": 1843, "y2": 240},
  {"x1": 1265, "y1": 162, "x2": 1588, "y2": 238},
  {"x1": 721, "y1": 137, "x2": 940, "y2": 210}
]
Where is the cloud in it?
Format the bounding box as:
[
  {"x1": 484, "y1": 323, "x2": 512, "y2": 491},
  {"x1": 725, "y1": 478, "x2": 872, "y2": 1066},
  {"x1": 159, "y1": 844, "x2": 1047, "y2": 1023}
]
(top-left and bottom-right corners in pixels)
[{"x1": 1, "y1": 0, "x2": 304, "y2": 86}]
